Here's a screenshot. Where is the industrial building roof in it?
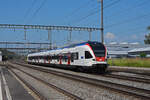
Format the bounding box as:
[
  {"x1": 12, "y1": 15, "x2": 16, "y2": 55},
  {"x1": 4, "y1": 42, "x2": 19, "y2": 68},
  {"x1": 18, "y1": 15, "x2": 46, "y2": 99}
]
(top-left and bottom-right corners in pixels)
[
  {"x1": 128, "y1": 47, "x2": 150, "y2": 53},
  {"x1": 108, "y1": 51, "x2": 128, "y2": 55}
]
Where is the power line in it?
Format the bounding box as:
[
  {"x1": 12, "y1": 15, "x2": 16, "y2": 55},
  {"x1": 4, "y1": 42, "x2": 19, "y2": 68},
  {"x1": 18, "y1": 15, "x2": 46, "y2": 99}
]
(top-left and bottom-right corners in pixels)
[
  {"x1": 70, "y1": 0, "x2": 121, "y2": 25},
  {"x1": 71, "y1": 8, "x2": 100, "y2": 25},
  {"x1": 23, "y1": 0, "x2": 38, "y2": 20},
  {"x1": 105, "y1": 12, "x2": 150, "y2": 29},
  {"x1": 64, "y1": 0, "x2": 95, "y2": 19},
  {"x1": 106, "y1": 0, "x2": 150, "y2": 20},
  {"x1": 26, "y1": 0, "x2": 47, "y2": 24},
  {"x1": 103, "y1": 0, "x2": 121, "y2": 9},
  {"x1": 115, "y1": 25, "x2": 149, "y2": 35},
  {"x1": 62, "y1": 0, "x2": 96, "y2": 25}
]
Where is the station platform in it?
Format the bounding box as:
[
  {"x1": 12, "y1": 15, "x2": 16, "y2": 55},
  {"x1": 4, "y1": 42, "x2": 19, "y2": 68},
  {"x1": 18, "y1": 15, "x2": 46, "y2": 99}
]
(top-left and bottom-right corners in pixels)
[{"x1": 0, "y1": 66, "x2": 35, "y2": 100}]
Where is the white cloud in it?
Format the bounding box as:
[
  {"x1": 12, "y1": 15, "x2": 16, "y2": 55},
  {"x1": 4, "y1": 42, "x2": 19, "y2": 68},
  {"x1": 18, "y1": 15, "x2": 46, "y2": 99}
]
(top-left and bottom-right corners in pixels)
[{"x1": 105, "y1": 32, "x2": 115, "y2": 39}]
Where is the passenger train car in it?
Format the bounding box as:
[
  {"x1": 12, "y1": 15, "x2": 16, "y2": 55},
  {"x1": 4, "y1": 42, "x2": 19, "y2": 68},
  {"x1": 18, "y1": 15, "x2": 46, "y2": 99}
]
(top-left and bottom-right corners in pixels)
[{"x1": 27, "y1": 41, "x2": 108, "y2": 72}]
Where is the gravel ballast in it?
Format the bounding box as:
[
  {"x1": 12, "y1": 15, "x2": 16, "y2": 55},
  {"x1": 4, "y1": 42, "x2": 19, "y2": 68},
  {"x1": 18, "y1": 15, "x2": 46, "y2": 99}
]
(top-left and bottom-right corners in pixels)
[{"x1": 8, "y1": 63, "x2": 144, "y2": 100}]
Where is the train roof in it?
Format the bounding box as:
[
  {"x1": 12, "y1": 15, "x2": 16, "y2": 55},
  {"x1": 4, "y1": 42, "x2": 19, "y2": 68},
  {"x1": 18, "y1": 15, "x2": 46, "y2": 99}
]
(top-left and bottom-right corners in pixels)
[
  {"x1": 28, "y1": 41, "x2": 104, "y2": 57},
  {"x1": 61, "y1": 41, "x2": 103, "y2": 49}
]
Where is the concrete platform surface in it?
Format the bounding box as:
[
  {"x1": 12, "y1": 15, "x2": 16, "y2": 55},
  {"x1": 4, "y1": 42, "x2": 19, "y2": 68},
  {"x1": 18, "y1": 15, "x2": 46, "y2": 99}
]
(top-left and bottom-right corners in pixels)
[{"x1": 0, "y1": 67, "x2": 35, "y2": 100}]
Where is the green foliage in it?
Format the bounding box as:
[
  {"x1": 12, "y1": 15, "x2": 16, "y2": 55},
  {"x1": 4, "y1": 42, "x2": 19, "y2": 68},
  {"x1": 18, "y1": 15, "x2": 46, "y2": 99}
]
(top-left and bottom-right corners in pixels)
[
  {"x1": 140, "y1": 53, "x2": 146, "y2": 58},
  {"x1": 145, "y1": 26, "x2": 150, "y2": 44},
  {"x1": 147, "y1": 26, "x2": 150, "y2": 30},
  {"x1": 108, "y1": 58, "x2": 150, "y2": 68},
  {"x1": 144, "y1": 33, "x2": 150, "y2": 44}
]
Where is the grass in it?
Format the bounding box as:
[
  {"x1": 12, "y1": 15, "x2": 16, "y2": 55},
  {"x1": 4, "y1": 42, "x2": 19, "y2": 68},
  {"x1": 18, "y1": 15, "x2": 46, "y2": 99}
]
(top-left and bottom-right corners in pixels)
[{"x1": 108, "y1": 58, "x2": 150, "y2": 68}]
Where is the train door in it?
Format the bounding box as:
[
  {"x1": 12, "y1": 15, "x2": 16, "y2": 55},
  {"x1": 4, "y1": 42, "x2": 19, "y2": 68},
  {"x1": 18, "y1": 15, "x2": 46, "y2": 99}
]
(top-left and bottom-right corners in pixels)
[
  {"x1": 59, "y1": 55, "x2": 62, "y2": 64},
  {"x1": 44, "y1": 56, "x2": 46, "y2": 63},
  {"x1": 67, "y1": 53, "x2": 71, "y2": 65},
  {"x1": 84, "y1": 51, "x2": 93, "y2": 66},
  {"x1": 48, "y1": 55, "x2": 51, "y2": 64},
  {"x1": 77, "y1": 48, "x2": 85, "y2": 66}
]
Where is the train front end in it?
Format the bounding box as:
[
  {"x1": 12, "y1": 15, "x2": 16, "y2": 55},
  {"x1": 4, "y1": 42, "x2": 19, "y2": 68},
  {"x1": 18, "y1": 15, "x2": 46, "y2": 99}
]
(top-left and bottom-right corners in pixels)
[{"x1": 87, "y1": 42, "x2": 108, "y2": 72}]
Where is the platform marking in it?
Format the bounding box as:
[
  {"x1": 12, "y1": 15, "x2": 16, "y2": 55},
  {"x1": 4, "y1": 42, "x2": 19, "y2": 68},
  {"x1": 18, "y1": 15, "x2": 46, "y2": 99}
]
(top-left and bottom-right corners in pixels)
[
  {"x1": 0, "y1": 69, "x2": 3, "y2": 100},
  {"x1": 1, "y1": 69, "x2": 12, "y2": 100}
]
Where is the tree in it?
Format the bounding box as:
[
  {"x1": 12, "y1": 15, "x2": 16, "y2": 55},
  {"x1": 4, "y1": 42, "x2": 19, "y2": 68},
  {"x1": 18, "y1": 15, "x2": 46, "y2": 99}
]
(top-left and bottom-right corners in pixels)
[
  {"x1": 140, "y1": 52, "x2": 146, "y2": 58},
  {"x1": 144, "y1": 26, "x2": 150, "y2": 44}
]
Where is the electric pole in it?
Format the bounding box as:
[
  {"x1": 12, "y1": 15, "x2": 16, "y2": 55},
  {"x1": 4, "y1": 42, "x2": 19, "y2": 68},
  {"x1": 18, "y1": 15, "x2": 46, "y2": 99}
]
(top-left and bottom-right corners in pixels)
[
  {"x1": 48, "y1": 29, "x2": 52, "y2": 49},
  {"x1": 101, "y1": 0, "x2": 104, "y2": 44}
]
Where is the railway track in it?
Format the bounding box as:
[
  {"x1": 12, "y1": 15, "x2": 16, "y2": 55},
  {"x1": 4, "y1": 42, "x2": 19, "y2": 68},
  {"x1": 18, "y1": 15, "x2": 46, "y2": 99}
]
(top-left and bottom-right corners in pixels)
[
  {"x1": 8, "y1": 62, "x2": 150, "y2": 100},
  {"x1": 102, "y1": 73, "x2": 150, "y2": 84},
  {"x1": 13, "y1": 61, "x2": 150, "y2": 84},
  {"x1": 8, "y1": 65, "x2": 83, "y2": 100},
  {"x1": 8, "y1": 68, "x2": 47, "y2": 100},
  {"x1": 108, "y1": 68, "x2": 150, "y2": 77}
]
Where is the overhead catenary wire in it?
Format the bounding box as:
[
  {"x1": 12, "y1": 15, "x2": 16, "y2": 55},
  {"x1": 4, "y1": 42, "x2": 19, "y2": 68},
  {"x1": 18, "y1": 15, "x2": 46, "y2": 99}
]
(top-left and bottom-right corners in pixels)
[
  {"x1": 62, "y1": 0, "x2": 96, "y2": 25},
  {"x1": 87, "y1": 0, "x2": 150, "y2": 28},
  {"x1": 105, "y1": 12, "x2": 150, "y2": 29},
  {"x1": 23, "y1": 0, "x2": 38, "y2": 21},
  {"x1": 70, "y1": 0, "x2": 121, "y2": 25},
  {"x1": 26, "y1": 0, "x2": 47, "y2": 24},
  {"x1": 71, "y1": 7, "x2": 100, "y2": 25},
  {"x1": 64, "y1": 0, "x2": 95, "y2": 19},
  {"x1": 103, "y1": 0, "x2": 121, "y2": 9},
  {"x1": 106, "y1": 0, "x2": 150, "y2": 20}
]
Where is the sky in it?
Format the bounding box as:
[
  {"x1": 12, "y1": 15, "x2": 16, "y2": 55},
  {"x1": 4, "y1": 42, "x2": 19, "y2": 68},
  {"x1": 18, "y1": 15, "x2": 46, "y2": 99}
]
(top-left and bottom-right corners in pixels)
[{"x1": 0, "y1": 0, "x2": 150, "y2": 45}]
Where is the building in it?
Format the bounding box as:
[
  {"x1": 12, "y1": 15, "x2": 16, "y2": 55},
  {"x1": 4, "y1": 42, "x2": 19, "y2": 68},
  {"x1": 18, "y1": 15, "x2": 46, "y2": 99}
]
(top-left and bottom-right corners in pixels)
[
  {"x1": 108, "y1": 51, "x2": 128, "y2": 58},
  {"x1": 128, "y1": 47, "x2": 150, "y2": 57},
  {"x1": 106, "y1": 43, "x2": 150, "y2": 58},
  {"x1": 0, "y1": 51, "x2": 2, "y2": 61}
]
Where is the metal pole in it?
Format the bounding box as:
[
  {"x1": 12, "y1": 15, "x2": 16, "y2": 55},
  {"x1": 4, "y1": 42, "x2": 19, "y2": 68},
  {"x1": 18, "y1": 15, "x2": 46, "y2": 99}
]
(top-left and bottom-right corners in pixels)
[
  {"x1": 24, "y1": 29, "x2": 26, "y2": 40},
  {"x1": 101, "y1": 0, "x2": 104, "y2": 43},
  {"x1": 89, "y1": 30, "x2": 92, "y2": 41},
  {"x1": 48, "y1": 29, "x2": 52, "y2": 49},
  {"x1": 69, "y1": 30, "x2": 72, "y2": 42}
]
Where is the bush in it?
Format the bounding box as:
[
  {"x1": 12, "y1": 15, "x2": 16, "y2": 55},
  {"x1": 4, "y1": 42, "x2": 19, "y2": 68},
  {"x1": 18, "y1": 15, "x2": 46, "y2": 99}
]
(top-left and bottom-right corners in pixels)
[{"x1": 140, "y1": 53, "x2": 146, "y2": 58}]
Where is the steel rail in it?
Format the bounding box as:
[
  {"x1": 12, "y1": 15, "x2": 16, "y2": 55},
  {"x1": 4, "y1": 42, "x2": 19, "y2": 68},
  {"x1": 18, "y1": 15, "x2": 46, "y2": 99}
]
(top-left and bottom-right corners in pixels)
[
  {"x1": 102, "y1": 73, "x2": 150, "y2": 84},
  {"x1": 11, "y1": 62, "x2": 150, "y2": 100},
  {"x1": 7, "y1": 64, "x2": 83, "y2": 100},
  {"x1": 108, "y1": 69, "x2": 150, "y2": 77},
  {"x1": 8, "y1": 67, "x2": 47, "y2": 100}
]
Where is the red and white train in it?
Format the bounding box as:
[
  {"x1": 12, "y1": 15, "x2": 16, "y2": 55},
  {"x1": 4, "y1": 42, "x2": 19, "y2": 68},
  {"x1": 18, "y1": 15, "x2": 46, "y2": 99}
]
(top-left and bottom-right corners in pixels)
[{"x1": 27, "y1": 41, "x2": 108, "y2": 72}]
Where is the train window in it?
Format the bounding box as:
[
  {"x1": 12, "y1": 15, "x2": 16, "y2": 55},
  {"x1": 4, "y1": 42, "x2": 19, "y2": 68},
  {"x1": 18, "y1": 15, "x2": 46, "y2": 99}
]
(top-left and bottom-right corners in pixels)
[
  {"x1": 45, "y1": 56, "x2": 48, "y2": 60},
  {"x1": 85, "y1": 51, "x2": 92, "y2": 59},
  {"x1": 28, "y1": 57, "x2": 31, "y2": 60},
  {"x1": 48, "y1": 56, "x2": 51, "y2": 60},
  {"x1": 71, "y1": 52, "x2": 78, "y2": 60},
  {"x1": 89, "y1": 42, "x2": 105, "y2": 57},
  {"x1": 71, "y1": 59, "x2": 74, "y2": 62},
  {"x1": 62, "y1": 53, "x2": 68, "y2": 62},
  {"x1": 94, "y1": 50, "x2": 105, "y2": 57}
]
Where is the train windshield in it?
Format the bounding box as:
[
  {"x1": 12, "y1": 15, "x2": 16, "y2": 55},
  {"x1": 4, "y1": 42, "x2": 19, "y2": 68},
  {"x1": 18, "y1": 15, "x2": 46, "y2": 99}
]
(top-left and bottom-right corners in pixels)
[{"x1": 89, "y1": 42, "x2": 105, "y2": 57}]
